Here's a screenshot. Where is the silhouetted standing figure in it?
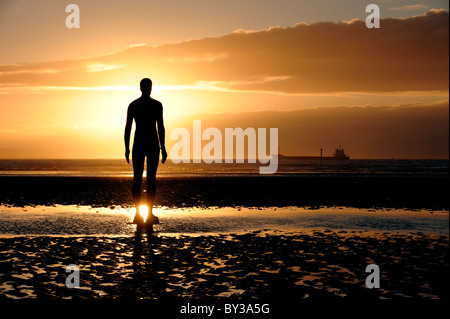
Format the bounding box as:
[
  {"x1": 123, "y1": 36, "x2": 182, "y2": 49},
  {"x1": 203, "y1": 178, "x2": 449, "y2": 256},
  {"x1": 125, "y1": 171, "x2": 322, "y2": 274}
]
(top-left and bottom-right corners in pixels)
[{"x1": 124, "y1": 78, "x2": 167, "y2": 225}]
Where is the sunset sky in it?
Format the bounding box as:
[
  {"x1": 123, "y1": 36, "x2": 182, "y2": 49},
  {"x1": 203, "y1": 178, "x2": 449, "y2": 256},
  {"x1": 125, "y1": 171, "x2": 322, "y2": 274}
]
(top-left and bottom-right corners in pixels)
[{"x1": 0, "y1": 0, "x2": 448, "y2": 159}]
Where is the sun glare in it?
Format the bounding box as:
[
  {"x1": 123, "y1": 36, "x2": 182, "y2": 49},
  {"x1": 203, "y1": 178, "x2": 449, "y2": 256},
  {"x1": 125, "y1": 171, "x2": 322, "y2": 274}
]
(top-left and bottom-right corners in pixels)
[{"x1": 139, "y1": 205, "x2": 149, "y2": 222}]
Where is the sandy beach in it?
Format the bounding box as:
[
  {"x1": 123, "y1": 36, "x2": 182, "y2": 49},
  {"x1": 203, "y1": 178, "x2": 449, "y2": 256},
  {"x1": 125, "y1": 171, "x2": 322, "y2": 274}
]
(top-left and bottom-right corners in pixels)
[{"x1": 0, "y1": 174, "x2": 448, "y2": 313}]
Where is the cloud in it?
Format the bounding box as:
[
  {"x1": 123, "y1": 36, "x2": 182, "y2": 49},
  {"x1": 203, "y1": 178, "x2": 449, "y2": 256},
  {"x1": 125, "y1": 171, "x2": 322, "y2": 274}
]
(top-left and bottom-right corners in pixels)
[
  {"x1": 390, "y1": 4, "x2": 430, "y2": 11},
  {"x1": 86, "y1": 63, "x2": 126, "y2": 72},
  {"x1": 0, "y1": 67, "x2": 60, "y2": 76},
  {"x1": 127, "y1": 43, "x2": 147, "y2": 48},
  {"x1": 0, "y1": 10, "x2": 448, "y2": 95},
  {"x1": 0, "y1": 85, "x2": 137, "y2": 95}
]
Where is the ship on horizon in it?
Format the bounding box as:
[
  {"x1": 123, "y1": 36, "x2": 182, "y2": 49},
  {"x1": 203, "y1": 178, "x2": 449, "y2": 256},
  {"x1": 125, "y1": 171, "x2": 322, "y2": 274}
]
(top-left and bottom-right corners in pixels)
[{"x1": 279, "y1": 146, "x2": 350, "y2": 161}]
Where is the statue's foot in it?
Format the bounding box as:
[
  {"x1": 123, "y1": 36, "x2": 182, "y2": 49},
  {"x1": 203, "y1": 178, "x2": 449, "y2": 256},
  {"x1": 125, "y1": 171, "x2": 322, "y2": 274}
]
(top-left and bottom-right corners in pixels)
[
  {"x1": 132, "y1": 214, "x2": 144, "y2": 224},
  {"x1": 145, "y1": 214, "x2": 160, "y2": 225}
]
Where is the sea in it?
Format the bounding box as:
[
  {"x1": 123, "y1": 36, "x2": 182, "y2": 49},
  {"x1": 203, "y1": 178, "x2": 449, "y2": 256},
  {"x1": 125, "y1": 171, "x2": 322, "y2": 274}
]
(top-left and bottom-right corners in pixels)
[{"x1": 0, "y1": 159, "x2": 448, "y2": 177}]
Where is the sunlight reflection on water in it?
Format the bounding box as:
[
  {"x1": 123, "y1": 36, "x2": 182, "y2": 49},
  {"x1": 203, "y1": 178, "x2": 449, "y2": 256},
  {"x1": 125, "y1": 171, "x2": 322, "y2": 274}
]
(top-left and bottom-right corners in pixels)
[{"x1": 0, "y1": 205, "x2": 447, "y2": 237}]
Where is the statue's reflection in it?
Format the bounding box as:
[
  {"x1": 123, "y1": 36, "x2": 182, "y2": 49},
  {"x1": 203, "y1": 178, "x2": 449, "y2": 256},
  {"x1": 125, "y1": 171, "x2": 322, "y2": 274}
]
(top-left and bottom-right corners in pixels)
[{"x1": 127, "y1": 229, "x2": 166, "y2": 299}]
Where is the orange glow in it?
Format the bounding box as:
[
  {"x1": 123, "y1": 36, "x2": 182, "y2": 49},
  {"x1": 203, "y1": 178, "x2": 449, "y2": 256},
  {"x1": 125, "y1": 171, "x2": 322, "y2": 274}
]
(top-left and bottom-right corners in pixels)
[
  {"x1": 139, "y1": 205, "x2": 149, "y2": 222},
  {"x1": 130, "y1": 205, "x2": 149, "y2": 222}
]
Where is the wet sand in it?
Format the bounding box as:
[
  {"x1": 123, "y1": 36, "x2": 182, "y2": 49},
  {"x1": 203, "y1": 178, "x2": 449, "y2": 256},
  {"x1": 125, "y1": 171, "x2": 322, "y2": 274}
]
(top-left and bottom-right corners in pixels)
[{"x1": 0, "y1": 230, "x2": 448, "y2": 302}]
